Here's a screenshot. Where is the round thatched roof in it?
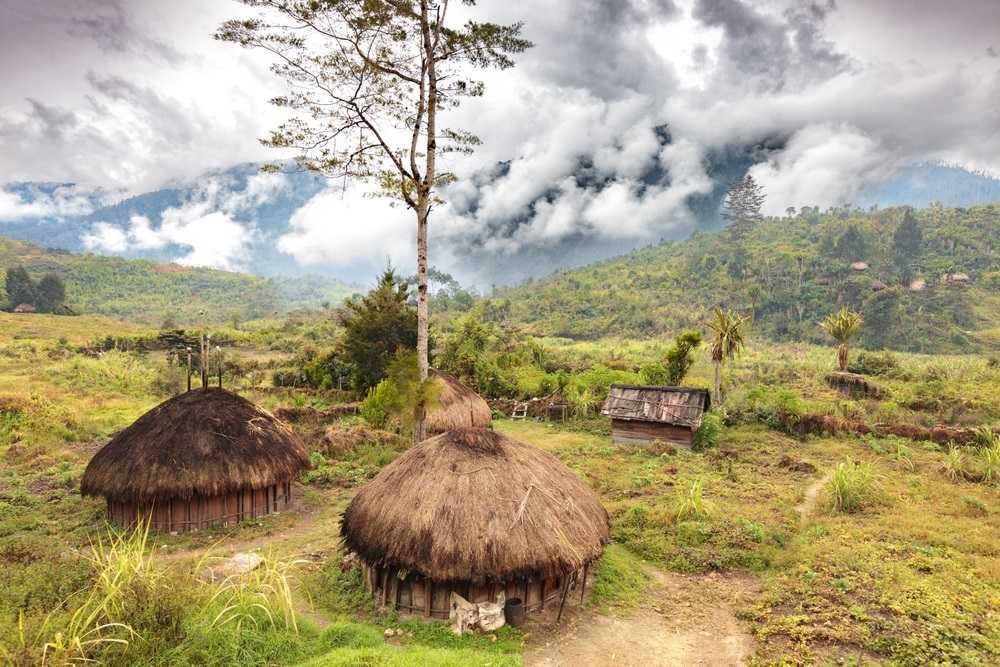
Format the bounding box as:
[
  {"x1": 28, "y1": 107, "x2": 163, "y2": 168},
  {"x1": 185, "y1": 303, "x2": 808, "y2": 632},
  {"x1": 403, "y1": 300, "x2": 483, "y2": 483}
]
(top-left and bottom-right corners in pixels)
[
  {"x1": 341, "y1": 428, "x2": 610, "y2": 583},
  {"x1": 425, "y1": 369, "x2": 492, "y2": 435},
  {"x1": 81, "y1": 388, "x2": 309, "y2": 503}
]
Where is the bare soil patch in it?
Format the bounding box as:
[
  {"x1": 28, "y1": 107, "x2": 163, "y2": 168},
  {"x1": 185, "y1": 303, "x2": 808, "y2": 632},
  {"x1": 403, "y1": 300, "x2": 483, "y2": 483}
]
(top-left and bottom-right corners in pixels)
[{"x1": 523, "y1": 567, "x2": 758, "y2": 667}]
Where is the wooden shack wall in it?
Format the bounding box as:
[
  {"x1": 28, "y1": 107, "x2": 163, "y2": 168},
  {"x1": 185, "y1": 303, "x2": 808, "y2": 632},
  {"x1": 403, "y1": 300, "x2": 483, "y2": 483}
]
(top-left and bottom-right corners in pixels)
[
  {"x1": 611, "y1": 418, "x2": 694, "y2": 447},
  {"x1": 363, "y1": 564, "x2": 570, "y2": 620},
  {"x1": 105, "y1": 480, "x2": 294, "y2": 533}
]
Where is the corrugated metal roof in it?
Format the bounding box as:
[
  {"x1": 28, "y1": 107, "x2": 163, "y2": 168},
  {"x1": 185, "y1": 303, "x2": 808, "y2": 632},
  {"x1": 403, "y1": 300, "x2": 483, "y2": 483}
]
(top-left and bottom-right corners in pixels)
[{"x1": 600, "y1": 384, "x2": 710, "y2": 428}]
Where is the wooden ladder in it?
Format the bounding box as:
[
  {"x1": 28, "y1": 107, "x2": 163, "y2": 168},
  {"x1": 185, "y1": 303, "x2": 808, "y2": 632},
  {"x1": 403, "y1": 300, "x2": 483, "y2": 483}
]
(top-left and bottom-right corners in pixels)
[{"x1": 511, "y1": 402, "x2": 529, "y2": 421}]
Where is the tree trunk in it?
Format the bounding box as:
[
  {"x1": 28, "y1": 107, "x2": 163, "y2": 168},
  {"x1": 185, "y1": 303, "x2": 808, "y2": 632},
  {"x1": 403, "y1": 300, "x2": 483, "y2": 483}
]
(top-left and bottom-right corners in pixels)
[
  {"x1": 713, "y1": 361, "x2": 722, "y2": 405},
  {"x1": 413, "y1": 201, "x2": 429, "y2": 444},
  {"x1": 838, "y1": 343, "x2": 849, "y2": 371}
]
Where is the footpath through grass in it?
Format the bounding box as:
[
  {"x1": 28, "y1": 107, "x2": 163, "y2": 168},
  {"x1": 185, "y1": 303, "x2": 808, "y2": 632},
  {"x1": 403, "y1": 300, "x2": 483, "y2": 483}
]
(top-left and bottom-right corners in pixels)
[{"x1": 495, "y1": 419, "x2": 1000, "y2": 666}]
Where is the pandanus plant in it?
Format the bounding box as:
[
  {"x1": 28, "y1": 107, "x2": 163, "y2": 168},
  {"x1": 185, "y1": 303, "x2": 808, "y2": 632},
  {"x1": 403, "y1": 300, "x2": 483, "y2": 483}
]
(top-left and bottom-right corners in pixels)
[
  {"x1": 820, "y1": 307, "x2": 864, "y2": 371},
  {"x1": 706, "y1": 307, "x2": 749, "y2": 404}
]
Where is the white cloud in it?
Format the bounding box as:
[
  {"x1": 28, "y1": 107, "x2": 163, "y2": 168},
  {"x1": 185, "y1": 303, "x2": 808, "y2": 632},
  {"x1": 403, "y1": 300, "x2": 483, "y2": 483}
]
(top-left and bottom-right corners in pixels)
[
  {"x1": 278, "y1": 186, "x2": 416, "y2": 272},
  {"x1": 80, "y1": 172, "x2": 280, "y2": 269},
  {"x1": 82, "y1": 222, "x2": 128, "y2": 252},
  {"x1": 749, "y1": 123, "x2": 894, "y2": 214},
  {"x1": 0, "y1": 183, "x2": 106, "y2": 221}
]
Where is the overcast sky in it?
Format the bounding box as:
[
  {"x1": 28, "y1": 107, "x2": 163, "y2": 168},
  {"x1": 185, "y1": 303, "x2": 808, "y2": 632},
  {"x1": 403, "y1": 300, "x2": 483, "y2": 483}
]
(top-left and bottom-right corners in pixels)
[{"x1": 1, "y1": 0, "x2": 999, "y2": 277}]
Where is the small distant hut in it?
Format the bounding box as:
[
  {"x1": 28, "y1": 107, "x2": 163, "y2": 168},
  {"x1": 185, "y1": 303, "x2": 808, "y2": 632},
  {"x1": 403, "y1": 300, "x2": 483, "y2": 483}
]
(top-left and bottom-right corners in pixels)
[
  {"x1": 13, "y1": 303, "x2": 36, "y2": 314},
  {"x1": 341, "y1": 428, "x2": 609, "y2": 619},
  {"x1": 601, "y1": 385, "x2": 711, "y2": 448},
  {"x1": 850, "y1": 261, "x2": 869, "y2": 272},
  {"x1": 81, "y1": 388, "x2": 310, "y2": 532},
  {"x1": 870, "y1": 279, "x2": 888, "y2": 292},
  {"x1": 909, "y1": 278, "x2": 927, "y2": 291},
  {"x1": 944, "y1": 272, "x2": 971, "y2": 285},
  {"x1": 425, "y1": 368, "x2": 492, "y2": 435}
]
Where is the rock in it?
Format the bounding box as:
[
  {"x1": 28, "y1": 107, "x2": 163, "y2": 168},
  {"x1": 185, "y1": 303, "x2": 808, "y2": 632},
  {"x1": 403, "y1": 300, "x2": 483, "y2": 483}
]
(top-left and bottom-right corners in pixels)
[{"x1": 384, "y1": 628, "x2": 395, "y2": 639}]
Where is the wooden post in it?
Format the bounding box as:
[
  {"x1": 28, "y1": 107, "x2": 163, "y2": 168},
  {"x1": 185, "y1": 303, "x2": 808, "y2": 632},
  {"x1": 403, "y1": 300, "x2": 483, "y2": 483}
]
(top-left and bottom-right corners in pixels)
[
  {"x1": 424, "y1": 579, "x2": 433, "y2": 617},
  {"x1": 557, "y1": 572, "x2": 576, "y2": 623},
  {"x1": 580, "y1": 563, "x2": 589, "y2": 604},
  {"x1": 186, "y1": 347, "x2": 192, "y2": 392},
  {"x1": 380, "y1": 569, "x2": 389, "y2": 607}
]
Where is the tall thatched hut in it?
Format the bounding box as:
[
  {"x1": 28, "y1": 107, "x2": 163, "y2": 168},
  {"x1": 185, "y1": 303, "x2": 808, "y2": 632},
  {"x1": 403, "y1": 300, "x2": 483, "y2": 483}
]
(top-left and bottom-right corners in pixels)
[
  {"x1": 341, "y1": 428, "x2": 609, "y2": 619},
  {"x1": 424, "y1": 368, "x2": 492, "y2": 435},
  {"x1": 81, "y1": 388, "x2": 309, "y2": 533}
]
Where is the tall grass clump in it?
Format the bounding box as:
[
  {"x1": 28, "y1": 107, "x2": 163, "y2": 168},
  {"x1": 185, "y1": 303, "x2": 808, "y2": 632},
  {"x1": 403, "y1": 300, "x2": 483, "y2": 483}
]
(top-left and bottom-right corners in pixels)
[
  {"x1": 28, "y1": 521, "x2": 160, "y2": 665},
  {"x1": 673, "y1": 479, "x2": 710, "y2": 522},
  {"x1": 978, "y1": 441, "x2": 1000, "y2": 485},
  {"x1": 940, "y1": 446, "x2": 967, "y2": 482},
  {"x1": 827, "y1": 458, "x2": 880, "y2": 513},
  {"x1": 205, "y1": 552, "x2": 305, "y2": 634}
]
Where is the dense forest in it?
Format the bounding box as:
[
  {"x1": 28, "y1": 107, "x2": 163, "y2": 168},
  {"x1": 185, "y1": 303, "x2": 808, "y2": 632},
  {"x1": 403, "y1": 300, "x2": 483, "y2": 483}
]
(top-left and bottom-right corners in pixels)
[
  {"x1": 487, "y1": 204, "x2": 1000, "y2": 354},
  {"x1": 0, "y1": 236, "x2": 358, "y2": 324}
]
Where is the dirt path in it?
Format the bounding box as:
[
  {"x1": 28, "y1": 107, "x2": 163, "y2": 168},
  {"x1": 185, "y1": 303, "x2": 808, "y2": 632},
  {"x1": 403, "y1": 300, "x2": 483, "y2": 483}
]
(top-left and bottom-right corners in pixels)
[
  {"x1": 522, "y1": 568, "x2": 758, "y2": 667},
  {"x1": 796, "y1": 470, "x2": 834, "y2": 526}
]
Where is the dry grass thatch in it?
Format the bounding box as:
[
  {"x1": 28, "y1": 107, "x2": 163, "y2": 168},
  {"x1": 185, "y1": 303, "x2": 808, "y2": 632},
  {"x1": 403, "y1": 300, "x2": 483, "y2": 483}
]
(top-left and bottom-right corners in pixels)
[
  {"x1": 424, "y1": 369, "x2": 492, "y2": 435},
  {"x1": 81, "y1": 388, "x2": 309, "y2": 503},
  {"x1": 341, "y1": 428, "x2": 610, "y2": 583},
  {"x1": 322, "y1": 422, "x2": 406, "y2": 456}
]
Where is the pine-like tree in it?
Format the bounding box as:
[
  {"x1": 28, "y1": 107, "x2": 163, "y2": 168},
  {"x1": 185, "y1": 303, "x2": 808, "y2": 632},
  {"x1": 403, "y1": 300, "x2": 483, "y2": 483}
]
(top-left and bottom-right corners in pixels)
[
  {"x1": 341, "y1": 267, "x2": 418, "y2": 393},
  {"x1": 721, "y1": 174, "x2": 766, "y2": 238}
]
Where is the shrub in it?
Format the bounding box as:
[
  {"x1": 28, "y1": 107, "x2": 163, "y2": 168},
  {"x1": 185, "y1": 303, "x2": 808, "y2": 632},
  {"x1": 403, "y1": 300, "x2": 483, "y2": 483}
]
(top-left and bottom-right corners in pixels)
[
  {"x1": 731, "y1": 385, "x2": 804, "y2": 433},
  {"x1": 359, "y1": 379, "x2": 398, "y2": 429},
  {"x1": 639, "y1": 362, "x2": 669, "y2": 385},
  {"x1": 848, "y1": 351, "x2": 900, "y2": 376},
  {"x1": 827, "y1": 458, "x2": 880, "y2": 513},
  {"x1": 692, "y1": 412, "x2": 722, "y2": 451}
]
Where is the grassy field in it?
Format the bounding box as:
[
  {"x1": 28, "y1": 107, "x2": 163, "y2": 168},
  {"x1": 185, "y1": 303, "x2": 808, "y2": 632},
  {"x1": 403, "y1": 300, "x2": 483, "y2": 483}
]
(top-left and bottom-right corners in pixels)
[{"x1": 1, "y1": 311, "x2": 998, "y2": 665}]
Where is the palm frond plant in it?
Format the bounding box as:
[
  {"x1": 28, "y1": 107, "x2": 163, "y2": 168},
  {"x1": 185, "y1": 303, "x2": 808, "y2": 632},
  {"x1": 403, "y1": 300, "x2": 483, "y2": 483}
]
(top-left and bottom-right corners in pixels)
[
  {"x1": 820, "y1": 307, "x2": 864, "y2": 371},
  {"x1": 706, "y1": 307, "x2": 749, "y2": 404}
]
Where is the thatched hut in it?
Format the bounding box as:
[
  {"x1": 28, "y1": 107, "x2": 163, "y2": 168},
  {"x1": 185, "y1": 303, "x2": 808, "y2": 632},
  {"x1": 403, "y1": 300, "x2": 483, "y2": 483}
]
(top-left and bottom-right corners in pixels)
[
  {"x1": 81, "y1": 388, "x2": 309, "y2": 533},
  {"x1": 425, "y1": 369, "x2": 492, "y2": 435},
  {"x1": 601, "y1": 384, "x2": 711, "y2": 447},
  {"x1": 341, "y1": 428, "x2": 609, "y2": 619}
]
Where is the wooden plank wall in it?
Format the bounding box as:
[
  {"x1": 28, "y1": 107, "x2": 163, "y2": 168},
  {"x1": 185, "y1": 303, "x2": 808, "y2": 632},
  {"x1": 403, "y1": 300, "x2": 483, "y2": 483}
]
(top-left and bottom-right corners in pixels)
[
  {"x1": 364, "y1": 565, "x2": 570, "y2": 619},
  {"x1": 611, "y1": 418, "x2": 694, "y2": 447},
  {"x1": 105, "y1": 479, "x2": 295, "y2": 533}
]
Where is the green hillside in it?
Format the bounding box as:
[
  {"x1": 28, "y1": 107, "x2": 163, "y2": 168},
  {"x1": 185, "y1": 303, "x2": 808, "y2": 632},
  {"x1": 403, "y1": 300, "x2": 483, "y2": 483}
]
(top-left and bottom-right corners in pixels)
[
  {"x1": 493, "y1": 204, "x2": 1000, "y2": 353},
  {"x1": 0, "y1": 236, "x2": 357, "y2": 325}
]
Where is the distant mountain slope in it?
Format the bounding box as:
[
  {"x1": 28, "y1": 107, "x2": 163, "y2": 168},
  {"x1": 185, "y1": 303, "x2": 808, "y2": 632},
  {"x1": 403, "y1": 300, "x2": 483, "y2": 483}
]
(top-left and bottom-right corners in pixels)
[
  {"x1": 861, "y1": 165, "x2": 1000, "y2": 209},
  {"x1": 493, "y1": 204, "x2": 1000, "y2": 354},
  {"x1": 0, "y1": 236, "x2": 358, "y2": 325},
  {"x1": 3, "y1": 162, "x2": 999, "y2": 288}
]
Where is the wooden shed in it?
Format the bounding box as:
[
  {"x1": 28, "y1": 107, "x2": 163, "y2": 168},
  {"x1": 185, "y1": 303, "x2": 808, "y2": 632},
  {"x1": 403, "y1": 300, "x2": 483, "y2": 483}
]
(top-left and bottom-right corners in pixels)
[
  {"x1": 601, "y1": 384, "x2": 711, "y2": 447},
  {"x1": 81, "y1": 388, "x2": 310, "y2": 533},
  {"x1": 340, "y1": 428, "x2": 610, "y2": 619}
]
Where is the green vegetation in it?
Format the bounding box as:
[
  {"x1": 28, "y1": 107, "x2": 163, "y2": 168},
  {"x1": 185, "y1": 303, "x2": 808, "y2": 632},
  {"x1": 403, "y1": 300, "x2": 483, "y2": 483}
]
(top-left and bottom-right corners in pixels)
[
  {"x1": 0, "y1": 236, "x2": 356, "y2": 324},
  {"x1": 819, "y1": 306, "x2": 864, "y2": 371},
  {"x1": 341, "y1": 267, "x2": 417, "y2": 392},
  {"x1": 826, "y1": 458, "x2": 881, "y2": 513},
  {"x1": 488, "y1": 204, "x2": 1000, "y2": 353}
]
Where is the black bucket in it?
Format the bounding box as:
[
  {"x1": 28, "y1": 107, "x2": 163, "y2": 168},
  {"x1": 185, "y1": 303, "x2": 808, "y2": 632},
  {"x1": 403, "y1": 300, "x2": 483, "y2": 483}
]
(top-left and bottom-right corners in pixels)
[{"x1": 504, "y1": 597, "x2": 525, "y2": 628}]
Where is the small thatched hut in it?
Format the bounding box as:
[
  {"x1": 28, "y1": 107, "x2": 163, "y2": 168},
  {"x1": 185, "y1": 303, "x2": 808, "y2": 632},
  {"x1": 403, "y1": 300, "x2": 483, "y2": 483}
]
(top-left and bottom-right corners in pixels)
[
  {"x1": 424, "y1": 368, "x2": 492, "y2": 435},
  {"x1": 341, "y1": 428, "x2": 609, "y2": 619},
  {"x1": 81, "y1": 388, "x2": 309, "y2": 533},
  {"x1": 601, "y1": 384, "x2": 711, "y2": 447}
]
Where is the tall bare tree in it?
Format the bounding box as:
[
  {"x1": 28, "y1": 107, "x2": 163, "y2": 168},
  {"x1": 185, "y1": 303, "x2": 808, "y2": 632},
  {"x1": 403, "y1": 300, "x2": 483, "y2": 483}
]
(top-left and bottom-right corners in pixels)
[{"x1": 217, "y1": 1, "x2": 530, "y2": 439}]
